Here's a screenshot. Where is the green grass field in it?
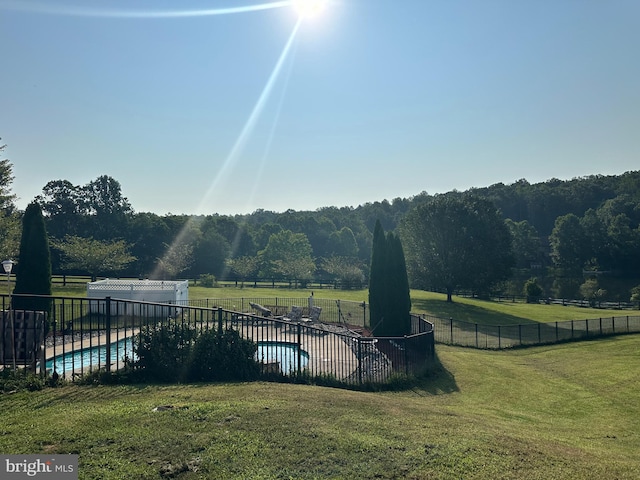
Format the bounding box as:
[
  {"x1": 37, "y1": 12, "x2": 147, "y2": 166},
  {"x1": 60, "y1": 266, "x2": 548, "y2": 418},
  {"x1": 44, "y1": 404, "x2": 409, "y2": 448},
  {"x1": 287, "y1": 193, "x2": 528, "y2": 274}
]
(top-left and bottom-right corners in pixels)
[
  {"x1": 1, "y1": 285, "x2": 637, "y2": 477},
  {"x1": 49, "y1": 283, "x2": 632, "y2": 327},
  {"x1": 189, "y1": 286, "x2": 632, "y2": 326},
  {"x1": 1, "y1": 335, "x2": 638, "y2": 479}
]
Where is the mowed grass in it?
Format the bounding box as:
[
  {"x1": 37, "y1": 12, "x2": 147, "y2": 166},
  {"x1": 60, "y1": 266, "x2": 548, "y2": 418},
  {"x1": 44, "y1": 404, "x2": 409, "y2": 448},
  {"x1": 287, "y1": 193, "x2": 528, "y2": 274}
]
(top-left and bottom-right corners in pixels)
[
  {"x1": 51, "y1": 283, "x2": 632, "y2": 326},
  {"x1": 189, "y1": 286, "x2": 630, "y2": 326},
  {"x1": 1, "y1": 335, "x2": 639, "y2": 479}
]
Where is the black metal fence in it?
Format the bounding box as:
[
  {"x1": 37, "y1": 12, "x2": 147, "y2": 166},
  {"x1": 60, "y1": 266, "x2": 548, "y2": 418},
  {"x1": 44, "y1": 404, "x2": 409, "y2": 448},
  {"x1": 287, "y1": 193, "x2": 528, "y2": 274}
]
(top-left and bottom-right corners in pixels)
[
  {"x1": 187, "y1": 297, "x2": 369, "y2": 327},
  {"x1": 0, "y1": 295, "x2": 434, "y2": 387},
  {"x1": 430, "y1": 314, "x2": 640, "y2": 349}
]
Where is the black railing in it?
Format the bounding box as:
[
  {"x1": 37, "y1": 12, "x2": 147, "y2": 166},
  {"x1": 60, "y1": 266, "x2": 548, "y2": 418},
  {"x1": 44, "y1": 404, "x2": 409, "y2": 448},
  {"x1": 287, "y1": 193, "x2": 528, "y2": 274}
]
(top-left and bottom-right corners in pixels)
[
  {"x1": 0, "y1": 295, "x2": 434, "y2": 388},
  {"x1": 430, "y1": 314, "x2": 640, "y2": 349},
  {"x1": 186, "y1": 297, "x2": 369, "y2": 328}
]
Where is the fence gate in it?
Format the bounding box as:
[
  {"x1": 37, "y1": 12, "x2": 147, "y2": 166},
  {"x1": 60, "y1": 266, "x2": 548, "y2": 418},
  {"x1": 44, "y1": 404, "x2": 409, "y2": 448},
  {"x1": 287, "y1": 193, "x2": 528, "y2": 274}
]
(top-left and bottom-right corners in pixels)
[{"x1": 0, "y1": 310, "x2": 46, "y2": 368}]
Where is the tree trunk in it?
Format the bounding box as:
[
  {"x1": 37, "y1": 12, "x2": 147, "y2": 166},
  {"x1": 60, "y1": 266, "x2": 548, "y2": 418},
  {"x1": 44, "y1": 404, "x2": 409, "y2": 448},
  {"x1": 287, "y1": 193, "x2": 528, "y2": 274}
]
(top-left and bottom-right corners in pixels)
[{"x1": 446, "y1": 286, "x2": 453, "y2": 303}]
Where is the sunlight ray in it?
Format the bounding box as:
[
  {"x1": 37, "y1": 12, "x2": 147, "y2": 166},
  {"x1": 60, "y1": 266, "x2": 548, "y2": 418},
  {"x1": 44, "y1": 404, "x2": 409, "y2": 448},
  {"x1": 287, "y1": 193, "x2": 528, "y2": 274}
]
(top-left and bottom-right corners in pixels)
[
  {"x1": 247, "y1": 41, "x2": 298, "y2": 207},
  {"x1": 151, "y1": 19, "x2": 301, "y2": 279},
  {"x1": 219, "y1": 40, "x2": 298, "y2": 278},
  {"x1": 0, "y1": 0, "x2": 291, "y2": 18},
  {"x1": 195, "y1": 18, "x2": 302, "y2": 214}
]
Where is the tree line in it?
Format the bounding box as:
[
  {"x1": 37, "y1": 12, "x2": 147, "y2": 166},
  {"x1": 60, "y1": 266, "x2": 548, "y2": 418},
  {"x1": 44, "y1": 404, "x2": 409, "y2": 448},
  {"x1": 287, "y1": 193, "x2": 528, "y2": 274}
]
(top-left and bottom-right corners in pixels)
[{"x1": 1, "y1": 138, "x2": 639, "y2": 303}]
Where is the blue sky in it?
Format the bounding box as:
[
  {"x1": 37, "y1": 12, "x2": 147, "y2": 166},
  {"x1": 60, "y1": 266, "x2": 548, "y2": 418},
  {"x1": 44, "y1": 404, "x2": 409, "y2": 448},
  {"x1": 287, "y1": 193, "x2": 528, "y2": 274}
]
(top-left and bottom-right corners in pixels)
[{"x1": 1, "y1": 0, "x2": 639, "y2": 215}]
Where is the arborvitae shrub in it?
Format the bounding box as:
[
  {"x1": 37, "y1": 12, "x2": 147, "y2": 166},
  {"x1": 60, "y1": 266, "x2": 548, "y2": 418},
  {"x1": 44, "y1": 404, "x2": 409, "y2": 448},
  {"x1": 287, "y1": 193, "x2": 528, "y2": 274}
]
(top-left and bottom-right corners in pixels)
[{"x1": 187, "y1": 328, "x2": 260, "y2": 382}]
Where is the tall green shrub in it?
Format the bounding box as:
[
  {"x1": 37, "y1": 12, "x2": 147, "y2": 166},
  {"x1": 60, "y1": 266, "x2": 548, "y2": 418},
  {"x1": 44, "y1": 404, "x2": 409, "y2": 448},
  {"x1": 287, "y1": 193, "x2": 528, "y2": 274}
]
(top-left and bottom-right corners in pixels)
[
  {"x1": 386, "y1": 232, "x2": 411, "y2": 336},
  {"x1": 187, "y1": 329, "x2": 259, "y2": 382},
  {"x1": 12, "y1": 202, "x2": 52, "y2": 314},
  {"x1": 523, "y1": 277, "x2": 543, "y2": 303},
  {"x1": 134, "y1": 323, "x2": 197, "y2": 382},
  {"x1": 368, "y1": 220, "x2": 386, "y2": 332},
  {"x1": 133, "y1": 323, "x2": 260, "y2": 383},
  {"x1": 368, "y1": 221, "x2": 411, "y2": 336}
]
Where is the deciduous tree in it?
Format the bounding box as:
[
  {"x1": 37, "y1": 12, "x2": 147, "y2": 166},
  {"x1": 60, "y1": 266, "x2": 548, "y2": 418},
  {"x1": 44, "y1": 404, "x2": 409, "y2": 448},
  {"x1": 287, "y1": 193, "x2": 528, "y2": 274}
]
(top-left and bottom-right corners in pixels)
[
  {"x1": 322, "y1": 256, "x2": 365, "y2": 290},
  {"x1": 36, "y1": 179, "x2": 87, "y2": 238},
  {"x1": 550, "y1": 214, "x2": 588, "y2": 273},
  {"x1": 227, "y1": 256, "x2": 259, "y2": 287},
  {"x1": 259, "y1": 230, "x2": 315, "y2": 287},
  {"x1": 54, "y1": 235, "x2": 136, "y2": 281},
  {"x1": 400, "y1": 196, "x2": 513, "y2": 302},
  {"x1": 0, "y1": 139, "x2": 17, "y2": 212},
  {"x1": 0, "y1": 140, "x2": 20, "y2": 260}
]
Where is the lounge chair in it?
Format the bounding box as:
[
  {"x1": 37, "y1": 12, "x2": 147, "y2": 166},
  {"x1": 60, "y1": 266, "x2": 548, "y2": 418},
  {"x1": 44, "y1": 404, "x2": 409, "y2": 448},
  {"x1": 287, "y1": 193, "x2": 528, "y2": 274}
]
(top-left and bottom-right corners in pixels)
[
  {"x1": 249, "y1": 302, "x2": 272, "y2": 317},
  {"x1": 283, "y1": 305, "x2": 303, "y2": 323},
  {"x1": 309, "y1": 306, "x2": 322, "y2": 323}
]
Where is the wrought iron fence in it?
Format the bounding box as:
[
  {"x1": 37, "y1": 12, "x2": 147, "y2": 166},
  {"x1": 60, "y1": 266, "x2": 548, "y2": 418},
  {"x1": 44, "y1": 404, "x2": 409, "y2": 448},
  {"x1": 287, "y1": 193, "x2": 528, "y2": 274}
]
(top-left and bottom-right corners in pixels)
[
  {"x1": 431, "y1": 314, "x2": 640, "y2": 349},
  {"x1": 0, "y1": 295, "x2": 434, "y2": 388},
  {"x1": 185, "y1": 297, "x2": 369, "y2": 328}
]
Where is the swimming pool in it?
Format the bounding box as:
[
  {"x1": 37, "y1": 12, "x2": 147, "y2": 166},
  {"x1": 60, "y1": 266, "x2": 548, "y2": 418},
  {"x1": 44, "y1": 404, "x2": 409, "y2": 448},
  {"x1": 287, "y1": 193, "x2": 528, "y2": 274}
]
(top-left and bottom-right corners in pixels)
[
  {"x1": 46, "y1": 337, "x2": 135, "y2": 374},
  {"x1": 257, "y1": 341, "x2": 309, "y2": 375},
  {"x1": 46, "y1": 338, "x2": 309, "y2": 376}
]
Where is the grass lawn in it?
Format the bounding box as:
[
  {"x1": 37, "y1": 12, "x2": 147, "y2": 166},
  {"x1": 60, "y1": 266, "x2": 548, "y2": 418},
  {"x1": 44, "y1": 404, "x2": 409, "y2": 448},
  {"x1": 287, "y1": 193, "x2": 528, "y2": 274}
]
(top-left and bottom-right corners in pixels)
[
  {"x1": 188, "y1": 286, "x2": 631, "y2": 326},
  {"x1": 1, "y1": 335, "x2": 638, "y2": 479},
  {"x1": 51, "y1": 283, "x2": 632, "y2": 327}
]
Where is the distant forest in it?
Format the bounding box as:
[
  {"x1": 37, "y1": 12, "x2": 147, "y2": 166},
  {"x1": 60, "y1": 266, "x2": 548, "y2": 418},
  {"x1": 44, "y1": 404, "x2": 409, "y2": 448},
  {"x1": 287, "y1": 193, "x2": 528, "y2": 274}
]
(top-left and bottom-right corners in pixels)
[{"x1": 10, "y1": 170, "x2": 640, "y2": 302}]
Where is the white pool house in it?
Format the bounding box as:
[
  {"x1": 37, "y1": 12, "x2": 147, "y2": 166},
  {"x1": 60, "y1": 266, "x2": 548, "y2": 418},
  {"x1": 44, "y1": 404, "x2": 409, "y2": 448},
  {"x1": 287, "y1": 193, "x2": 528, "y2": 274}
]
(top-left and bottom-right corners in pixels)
[{"x1": 87, "y1": 279, "x2": 189, "y2": 317}]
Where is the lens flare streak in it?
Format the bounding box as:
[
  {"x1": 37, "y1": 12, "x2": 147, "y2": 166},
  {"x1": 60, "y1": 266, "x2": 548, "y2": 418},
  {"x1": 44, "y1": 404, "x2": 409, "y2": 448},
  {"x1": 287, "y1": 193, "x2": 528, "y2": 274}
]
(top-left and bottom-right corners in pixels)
[
  {"x1": 0, "y1": 0, "x2": 291, "y2": 18},
  {"x1": 152, "y1": 18, "x2": 302, "y2": 276},
  {"x1": 197, "y1": 18, "x2": 302, "y2": 213},
  {"x1": 2, "y1": 0, "x2": 313, "y2": 276}
]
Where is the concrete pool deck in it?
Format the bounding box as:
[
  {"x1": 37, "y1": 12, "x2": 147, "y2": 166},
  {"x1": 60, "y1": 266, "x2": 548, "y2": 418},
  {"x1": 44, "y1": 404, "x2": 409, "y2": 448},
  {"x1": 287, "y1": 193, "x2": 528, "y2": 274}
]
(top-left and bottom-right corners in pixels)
[
  {"x1": 238, "y1": 323, "x2": 359, "y2": 380},
  {"x1": 45, "y1": 328, "x2": 140, "y2": 359},
  {"x1": 43, "y1": 321, "x2": 359, "y2": 380}
]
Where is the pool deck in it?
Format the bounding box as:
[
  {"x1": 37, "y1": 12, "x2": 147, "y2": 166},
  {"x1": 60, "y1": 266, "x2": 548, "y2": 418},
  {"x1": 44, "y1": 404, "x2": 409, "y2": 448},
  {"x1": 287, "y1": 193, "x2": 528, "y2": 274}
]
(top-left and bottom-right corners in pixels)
[
  {"x1": 239, "y1": 323, "x2": 358, "y2": 380},
  {"x1": 45, "y1": 328, "x2": 140, "y2": 360},
  {"x1": 43, "y1": 321, "x2": 359, "y2": 380}
]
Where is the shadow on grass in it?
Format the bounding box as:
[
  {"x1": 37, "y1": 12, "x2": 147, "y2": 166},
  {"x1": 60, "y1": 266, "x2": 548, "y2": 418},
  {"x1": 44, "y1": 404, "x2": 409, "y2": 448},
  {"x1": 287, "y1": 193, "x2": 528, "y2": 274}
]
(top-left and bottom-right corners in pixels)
[
  {"x1": 414, "y1": 350, "x2": 459, "y2": 395},
  {"x1": 413, "y1": 297, "x2": 538, "y2": 326}
]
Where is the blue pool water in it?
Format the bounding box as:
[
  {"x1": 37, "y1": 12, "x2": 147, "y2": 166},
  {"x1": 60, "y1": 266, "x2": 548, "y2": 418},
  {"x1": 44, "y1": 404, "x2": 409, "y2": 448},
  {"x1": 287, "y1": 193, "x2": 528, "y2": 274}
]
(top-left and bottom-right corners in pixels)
[
  {"x1": 257, "y1": 341, "x2": 309, "y2": 375},
  {"x1": 46, "y1": 337, "x2": 135, "y2": 374},
  {"x1": 46, "y1": 338, "x2": 308, "y2": 375}
]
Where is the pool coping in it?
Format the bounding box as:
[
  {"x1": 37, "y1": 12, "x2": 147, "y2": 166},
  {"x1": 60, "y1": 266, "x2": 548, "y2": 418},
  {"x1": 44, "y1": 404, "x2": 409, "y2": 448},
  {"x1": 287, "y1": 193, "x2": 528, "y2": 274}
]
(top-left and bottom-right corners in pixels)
[{"x1": 43, "y1": 322, "x2": 358, "y2": 380}]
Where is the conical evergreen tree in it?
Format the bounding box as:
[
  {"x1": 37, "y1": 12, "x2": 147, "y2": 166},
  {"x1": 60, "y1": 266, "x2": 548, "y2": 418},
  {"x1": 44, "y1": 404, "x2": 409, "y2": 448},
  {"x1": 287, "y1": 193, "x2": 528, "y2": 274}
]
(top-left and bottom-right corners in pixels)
[
  {"x1": 368, "y1": 220, "x2": 386, "y2": 333},
  {"x1": 12, "y1": 202, "x2": 52, "y2": 314},
  {"x1": 369, "y1": 221, "x2": 412, "y2": 336},
  {"x1": 386, "y1": 233, "x2": 411, "y2": 336}
]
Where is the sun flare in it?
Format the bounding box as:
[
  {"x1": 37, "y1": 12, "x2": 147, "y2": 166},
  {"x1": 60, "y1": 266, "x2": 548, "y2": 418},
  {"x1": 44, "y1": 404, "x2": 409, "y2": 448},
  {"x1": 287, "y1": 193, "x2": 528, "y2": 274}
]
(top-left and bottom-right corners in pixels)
[{"x1": 292, "y1": 0, "x2": 327, "y2": 19}]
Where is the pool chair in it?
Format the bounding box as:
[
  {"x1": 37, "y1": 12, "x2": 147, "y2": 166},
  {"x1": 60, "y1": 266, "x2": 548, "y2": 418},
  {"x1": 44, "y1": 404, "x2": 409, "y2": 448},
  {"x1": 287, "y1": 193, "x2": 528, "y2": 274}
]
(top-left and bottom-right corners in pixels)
[
  {"x1": 283, "y1": 305, "x2": 303, "y2": 323},
  {"x1": 249, "y1": 302, "x2": 272, "y2": 317},
  {"x1": 309, "y1": 306, "x2": 322, "y2": 323}
]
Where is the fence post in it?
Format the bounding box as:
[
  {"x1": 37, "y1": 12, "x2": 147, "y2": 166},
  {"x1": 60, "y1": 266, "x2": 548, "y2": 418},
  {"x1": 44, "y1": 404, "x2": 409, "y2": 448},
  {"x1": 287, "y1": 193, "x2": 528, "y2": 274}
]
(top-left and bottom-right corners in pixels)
[
  {"x1": 357, "y1": 338, "x2": 362, "y2": 385},
  {"x1": 450, "y1": 318, "x2": 454, "y2": 344},
  {"x1": 571, "y1": 320, "x2": 574, "y2": 339},
  {"x1": 518, "y1": 324, "x2": 522, "y2": 345},
  {"x1": 498, "y1": 326, "x2": 501, "y2": 349},
  {"x1": 586, "y1": 319, "x2": 589, "y2": 337},
  {"x1": 105, "y1": 297, "x2": 111, "y2": 372},
  {"x1": 475, "y1": 323, "x2": 478, "y2": 348},
  {"x1": 599, "y1": 318, "x2": 602, "y2": 335},
  {"x1": 297, "y1": 322, "x2": 302, "y2": 377},
  {"x1": 538, "y1": 323, "x2": 541, "y2": 344},
  {"x1": 362, "y1": 302, "x2": 367, "y2": 329},
  {"x1": 404, "y1": 336, "x2": 409, "y2": 376},
  {"x1": 556, "y1": 322, "x2": 558, "y2": 342}
]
